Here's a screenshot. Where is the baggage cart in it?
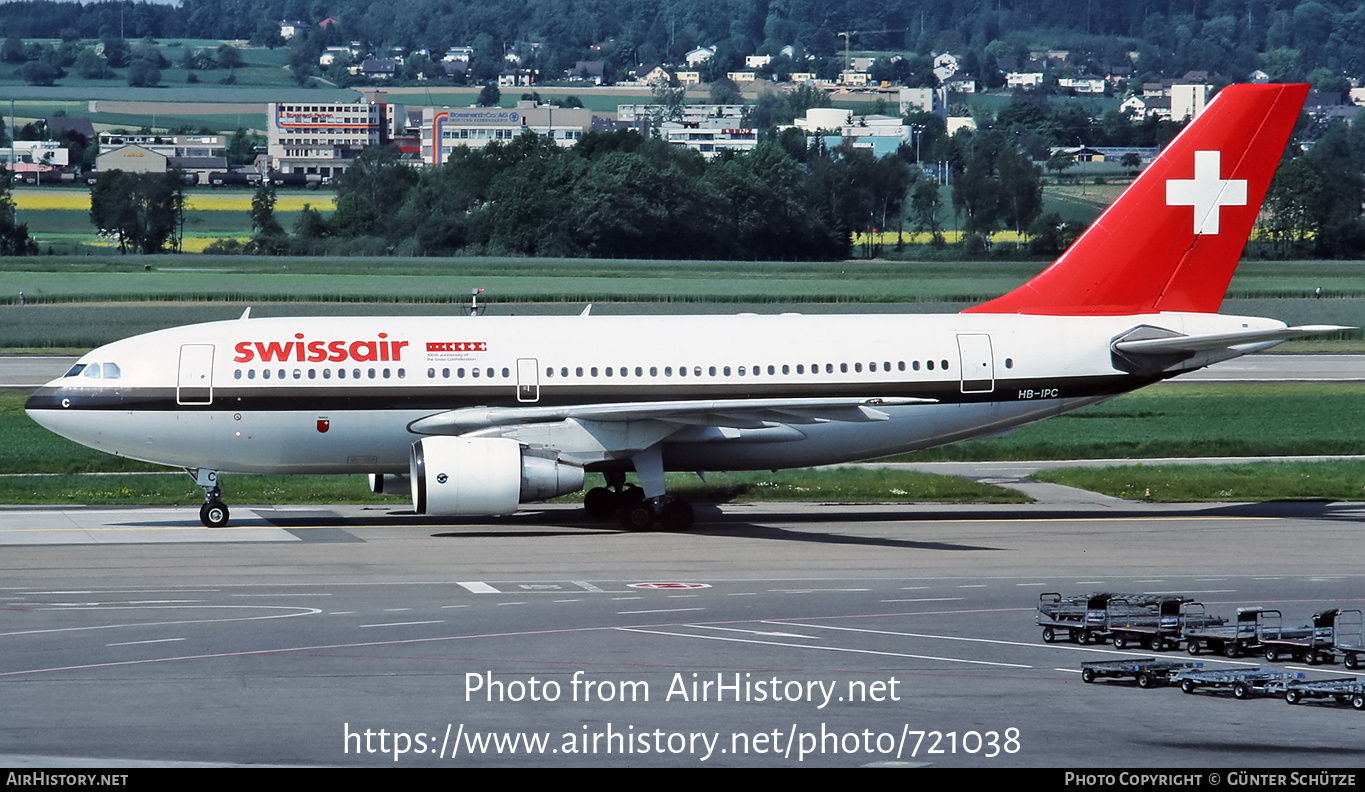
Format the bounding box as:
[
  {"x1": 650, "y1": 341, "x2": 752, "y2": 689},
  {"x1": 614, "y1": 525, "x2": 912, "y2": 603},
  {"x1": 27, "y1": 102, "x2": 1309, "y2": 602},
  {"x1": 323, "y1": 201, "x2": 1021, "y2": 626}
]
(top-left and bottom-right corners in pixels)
[
  {"x1": 1170, "y1": 668, "x2": 1305, "y2": 699},
  {"x1": 1080, "y1": 658, "x2": 1201, "y2": 689},
  {"x1": 1184, "y1": 607, "x2": 1268, "y2": 658},
  {"x1": 1333, "y1": 610, "x2": 1363, "y2": 669},
  {"x1": 1038, "y1": 592, "x2": 1116, "y2": 645},
  {"x1": 1283, "y1": 677, "x2": 1365, "y2": 710},
  {"x1": 1261, "y1": 609, "x2": 1335, "y2": 665}
]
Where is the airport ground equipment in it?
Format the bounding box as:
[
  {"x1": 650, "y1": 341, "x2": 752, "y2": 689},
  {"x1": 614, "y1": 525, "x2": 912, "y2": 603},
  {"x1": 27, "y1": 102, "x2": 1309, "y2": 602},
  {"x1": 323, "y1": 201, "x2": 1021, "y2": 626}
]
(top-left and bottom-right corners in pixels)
[
  {"x1": 1332, "y1": 610, "x2": 1363, "y2": 670},
  {"x1": 1260, "y1": 609, "x2": 1336, "y2": 665},
  {"x1": 1283, "y1": 677, "x2": 1365, "y2": 710},
  {"x1": 1107, "y1": 596, "x2": 1224, "y2": 652},
  {"x1": 1038, "y1": 592, "x2": 1116, "y2": 645},
  {"x1": 1171, "y1": 668, "x2": 1305, "y2": 700},
  {"x1": 1039, "y1": 592, "x2": 1223, "y2": 649},
  {"x1": 1184, "y1": 607, "x2": 1271, "y2": 658},
  {"x1": 1079, "y1": 658, "x2": 1202, "y2": 688}
]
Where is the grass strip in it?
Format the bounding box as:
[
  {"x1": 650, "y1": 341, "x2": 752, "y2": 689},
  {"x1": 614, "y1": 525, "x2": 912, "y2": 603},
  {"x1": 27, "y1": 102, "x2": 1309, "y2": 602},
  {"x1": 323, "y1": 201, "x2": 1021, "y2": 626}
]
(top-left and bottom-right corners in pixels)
[
  {"x1": 1033, "y1": 460, "x2": 1365, "y2": 502},
  {"x1": 888, "y1": 383, "x2": 1365, "y2": 461},
  {"x1": 6, "y1": 385, "x2": 1364, "y2": 475},
  {"x1": 0, "y1": 468, "x2": 1030, "y2": 506}
]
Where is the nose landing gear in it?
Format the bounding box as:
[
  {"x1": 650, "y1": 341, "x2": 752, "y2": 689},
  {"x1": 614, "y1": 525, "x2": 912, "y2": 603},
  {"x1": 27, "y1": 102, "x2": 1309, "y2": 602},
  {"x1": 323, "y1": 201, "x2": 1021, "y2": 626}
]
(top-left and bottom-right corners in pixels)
[{"x1": 191, "y1": 468, "x2": 230, "y2": 528}]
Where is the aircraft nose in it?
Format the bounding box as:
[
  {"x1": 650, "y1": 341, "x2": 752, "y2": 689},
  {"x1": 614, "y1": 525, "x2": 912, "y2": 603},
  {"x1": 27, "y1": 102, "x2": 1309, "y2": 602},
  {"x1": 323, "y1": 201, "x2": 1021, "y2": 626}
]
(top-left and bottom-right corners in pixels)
[{"x1": 24, "y1": 385, "x2": 76, "y2": 435}]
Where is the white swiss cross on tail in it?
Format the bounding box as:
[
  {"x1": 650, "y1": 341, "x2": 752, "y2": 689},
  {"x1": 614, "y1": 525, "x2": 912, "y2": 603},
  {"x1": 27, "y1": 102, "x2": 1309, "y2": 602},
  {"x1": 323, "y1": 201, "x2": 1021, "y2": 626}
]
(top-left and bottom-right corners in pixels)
[{"x1": 1165, "y1": 150, "x2": 1248, "y2": 235}]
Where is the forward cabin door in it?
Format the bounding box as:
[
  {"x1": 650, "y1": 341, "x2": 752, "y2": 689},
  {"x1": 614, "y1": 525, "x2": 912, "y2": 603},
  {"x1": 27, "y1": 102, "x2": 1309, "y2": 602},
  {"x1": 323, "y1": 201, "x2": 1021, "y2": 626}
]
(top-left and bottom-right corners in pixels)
[
  {"x1": 956, "y1": 334, "x2": 995, "y2": 394},
  {"x1": 177, "y1": 344, "x2": 215, "y2": 405}
]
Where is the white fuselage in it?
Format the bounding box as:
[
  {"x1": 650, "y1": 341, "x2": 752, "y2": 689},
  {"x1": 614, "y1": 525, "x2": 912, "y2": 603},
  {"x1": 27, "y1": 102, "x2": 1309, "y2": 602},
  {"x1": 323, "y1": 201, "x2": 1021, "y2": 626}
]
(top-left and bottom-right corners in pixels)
[{"x1": 25, "y1": 310, "x2": 1285, "y2": 476}]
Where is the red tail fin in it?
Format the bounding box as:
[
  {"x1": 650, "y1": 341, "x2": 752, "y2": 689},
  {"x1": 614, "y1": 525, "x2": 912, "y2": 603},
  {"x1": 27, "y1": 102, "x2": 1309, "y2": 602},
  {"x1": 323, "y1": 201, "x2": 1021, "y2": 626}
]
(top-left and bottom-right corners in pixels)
[{"x1": 966, "y1": 83, "x2": 1308, "y2": 316}]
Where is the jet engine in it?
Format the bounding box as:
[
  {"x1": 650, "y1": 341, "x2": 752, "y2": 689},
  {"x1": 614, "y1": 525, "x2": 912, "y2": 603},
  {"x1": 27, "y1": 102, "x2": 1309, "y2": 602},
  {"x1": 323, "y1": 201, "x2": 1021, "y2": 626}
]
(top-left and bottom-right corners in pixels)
[{"x1": 410, "y1": 436, "x2": 584, "y2": 516}]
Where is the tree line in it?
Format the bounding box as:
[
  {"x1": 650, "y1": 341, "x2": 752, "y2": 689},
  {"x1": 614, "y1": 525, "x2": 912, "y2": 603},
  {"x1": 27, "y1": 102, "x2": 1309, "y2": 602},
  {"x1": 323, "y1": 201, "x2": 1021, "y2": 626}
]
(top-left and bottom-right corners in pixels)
[{"x1": 222, "y1": 130, "x2": 914, "y2": 261}]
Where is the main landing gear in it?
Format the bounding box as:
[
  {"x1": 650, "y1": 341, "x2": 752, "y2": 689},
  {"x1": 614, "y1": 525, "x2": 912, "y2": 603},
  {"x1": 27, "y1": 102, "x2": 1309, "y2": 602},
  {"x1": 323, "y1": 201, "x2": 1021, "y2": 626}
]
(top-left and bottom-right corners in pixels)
[
  {"x1": 583, "y1": 461, "x2": 696, "y2": 532},
  {"x1": 192, "y1": 468, "x2": 230, "y2": 528}
]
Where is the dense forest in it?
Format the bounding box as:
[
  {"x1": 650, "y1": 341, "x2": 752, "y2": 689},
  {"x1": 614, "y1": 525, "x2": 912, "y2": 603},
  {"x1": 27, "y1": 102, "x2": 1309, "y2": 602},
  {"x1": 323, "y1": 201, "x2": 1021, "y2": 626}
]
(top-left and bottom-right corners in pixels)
[{"x1": 1, "y1": 1, "x2": 1364, "y2": 88}]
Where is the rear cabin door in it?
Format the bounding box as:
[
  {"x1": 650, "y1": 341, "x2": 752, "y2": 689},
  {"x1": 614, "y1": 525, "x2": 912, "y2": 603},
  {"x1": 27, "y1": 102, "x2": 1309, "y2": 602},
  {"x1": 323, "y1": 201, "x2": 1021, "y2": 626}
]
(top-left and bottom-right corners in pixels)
[{"x1": 956, "y1": 334, "x2": 995, "y2": 394}]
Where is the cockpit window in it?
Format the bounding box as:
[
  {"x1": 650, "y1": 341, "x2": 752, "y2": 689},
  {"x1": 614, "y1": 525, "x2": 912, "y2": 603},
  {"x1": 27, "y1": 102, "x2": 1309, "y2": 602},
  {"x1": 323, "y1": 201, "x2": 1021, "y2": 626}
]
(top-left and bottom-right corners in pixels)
[{"x1": 70, "y1": 362, "x2": 121, "y2": 380}]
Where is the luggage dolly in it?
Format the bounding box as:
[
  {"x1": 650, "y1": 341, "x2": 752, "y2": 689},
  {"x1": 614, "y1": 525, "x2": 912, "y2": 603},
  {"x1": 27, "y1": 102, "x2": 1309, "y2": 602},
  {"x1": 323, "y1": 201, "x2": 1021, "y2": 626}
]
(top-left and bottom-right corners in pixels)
[
  {"x1": 1282, "y1": 677, "x2": 1365, "y2": 710},
  {"x1": 1333, "y1": 609, "x2": 1363, "y2": 670},
  {"x1": 1261, "y1": 608, "x2": 1337, "y2": 665},
  {"x1": 1170, "y1": 668, "x2": 1305, "y2": 700},
  {"x1": 1038, "y1": 592, "x2": 1121, "y2": 645},
  {"x1": 1080, "y1": 658, "x2": 1201, "y2": 689}
]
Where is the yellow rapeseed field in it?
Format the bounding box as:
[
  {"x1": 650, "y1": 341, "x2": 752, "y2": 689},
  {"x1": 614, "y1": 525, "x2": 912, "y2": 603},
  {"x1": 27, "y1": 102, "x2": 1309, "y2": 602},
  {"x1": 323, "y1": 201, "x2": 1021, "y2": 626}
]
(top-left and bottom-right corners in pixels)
[{"x1": 13, "y1": 190, "x2": 336, "y2": 212}]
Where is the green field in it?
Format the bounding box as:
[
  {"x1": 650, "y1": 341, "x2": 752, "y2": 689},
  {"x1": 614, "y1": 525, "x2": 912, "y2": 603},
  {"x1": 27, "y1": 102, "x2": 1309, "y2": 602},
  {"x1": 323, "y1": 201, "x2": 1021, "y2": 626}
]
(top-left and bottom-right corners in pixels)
[
  {"x1": 4, "y1": 382, "x2": 1362, "y2": 505},
  {"x1": 0, "y1": 467, "x2": 1031, "y2": 506},
  {"x1": 1, "y1": 257, "x2": 1360, "y2": 350},
  {"x1": 1036, "y1": 460, "x2": 1365, "y2": 502},
  {"x1": 888, "y1": 383, "x2": 1365, "y2": 461}
]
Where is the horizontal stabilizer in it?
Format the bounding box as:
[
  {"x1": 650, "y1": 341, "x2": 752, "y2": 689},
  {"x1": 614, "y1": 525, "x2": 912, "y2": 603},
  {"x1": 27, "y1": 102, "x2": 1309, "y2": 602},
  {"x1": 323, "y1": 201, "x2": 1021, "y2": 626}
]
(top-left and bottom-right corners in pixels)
[
  {"x1": 409, "y1": 396, "x2": 936, "y2": 435},
  {"x1": 1112, "y1": 325, "x2": 1352, "y2": 355}
]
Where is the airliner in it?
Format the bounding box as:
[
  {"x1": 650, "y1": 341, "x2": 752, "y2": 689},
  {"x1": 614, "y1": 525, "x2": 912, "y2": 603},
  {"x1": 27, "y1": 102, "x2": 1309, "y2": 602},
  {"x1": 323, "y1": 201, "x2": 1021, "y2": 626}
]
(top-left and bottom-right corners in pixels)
[{"x1": 25, "y1": 83, "x2": 1344, "y2": 531}]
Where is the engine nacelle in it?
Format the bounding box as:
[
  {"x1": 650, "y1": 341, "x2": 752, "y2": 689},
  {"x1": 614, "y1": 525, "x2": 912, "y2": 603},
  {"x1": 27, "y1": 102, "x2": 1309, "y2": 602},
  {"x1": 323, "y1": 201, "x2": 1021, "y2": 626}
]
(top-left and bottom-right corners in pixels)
[
  {"x1": 368, "y1": 473, "x2": 411, "y2": 494},
  {"x1": 410, "y1": 436, "x2": 584, "y2": 516}
]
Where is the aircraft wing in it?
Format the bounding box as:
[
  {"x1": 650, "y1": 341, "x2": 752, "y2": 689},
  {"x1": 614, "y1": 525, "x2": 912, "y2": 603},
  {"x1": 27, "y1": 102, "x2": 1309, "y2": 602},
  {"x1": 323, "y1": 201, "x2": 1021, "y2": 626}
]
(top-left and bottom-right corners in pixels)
[
  {"x1": 1112, "y1": 325, "x2": 1352, "y2": 355},
  {"x1": 408, "y1": 396, "x2": 936, "y2": 435}
]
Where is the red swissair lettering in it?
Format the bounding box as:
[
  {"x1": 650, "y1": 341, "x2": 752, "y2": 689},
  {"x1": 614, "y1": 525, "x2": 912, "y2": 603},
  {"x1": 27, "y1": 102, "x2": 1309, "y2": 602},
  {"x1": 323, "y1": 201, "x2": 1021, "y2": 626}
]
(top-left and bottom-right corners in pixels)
[
  {"x1": 233, "y1": 333, "x2": 409, "y2": 364},
  {"x1": 427, "y1": 341, "x2": 487, "y2": 352}
]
